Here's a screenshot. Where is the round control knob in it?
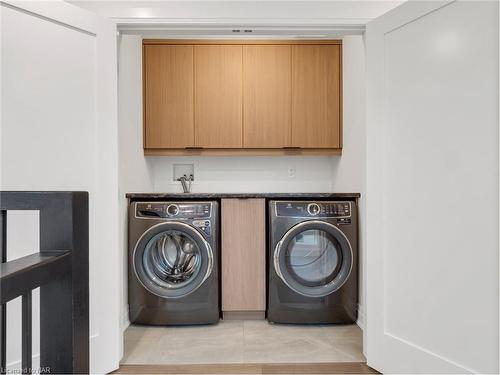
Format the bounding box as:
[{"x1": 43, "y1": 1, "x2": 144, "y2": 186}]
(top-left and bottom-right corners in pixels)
[
  {"x1": 307, "y1": 203, "x2": 321, "y2": 216},
  {"x1": 166, "y1": 204, "x2": 179, "y2": 216}
]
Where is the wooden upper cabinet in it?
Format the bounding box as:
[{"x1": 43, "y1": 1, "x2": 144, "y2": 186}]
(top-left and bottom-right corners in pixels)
[
  {"x1": 243, "y1": 45, "x2": 292, "y2": 148},
  {"x1": 194, "y1": 45, "x2": 243, "y2": 148},
  {"x1": 292, "y1": 45, "x2": 341, "y2": 148},
  {"x1": 143, "y1": 45, "x2": 194, "y2": 148},
  {"x1": 143, "y1": 40, "x2": 342, "y2": 155}
]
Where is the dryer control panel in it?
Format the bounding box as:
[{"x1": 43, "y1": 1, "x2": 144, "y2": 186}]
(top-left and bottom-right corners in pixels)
[
  {"x1": 135, "y1": 202, "x2": 212, "y2": 219},
  {"x1": 275, "y1": 201, "x2": 351, "y2": 218}
]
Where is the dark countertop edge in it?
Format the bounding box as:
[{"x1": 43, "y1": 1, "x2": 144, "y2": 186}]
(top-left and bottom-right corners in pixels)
[{"x1": 126, "y1": 192, "x2": 361, "y2": 199}]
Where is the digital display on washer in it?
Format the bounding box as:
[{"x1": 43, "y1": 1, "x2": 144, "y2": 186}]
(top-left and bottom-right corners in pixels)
[
  {"x1": 275, "y1": 201, "x2": 351, "y2": 218},
  {"x1": 136, "y1": 202, "x2": 212, "y2": 219}
]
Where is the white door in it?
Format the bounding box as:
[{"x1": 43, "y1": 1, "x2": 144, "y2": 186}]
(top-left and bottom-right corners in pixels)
[
  {"x1": 365, "y1": 1, "x2": 498, "y2": 373},
  {"x1": 1, "y1": 1, "x2": 120, "y2": 373}
]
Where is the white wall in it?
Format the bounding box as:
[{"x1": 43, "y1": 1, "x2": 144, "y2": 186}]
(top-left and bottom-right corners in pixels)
[
  {"x1": 150, "y1": 156, "x2": 334, "y2": 193},
  {"x1": 117, "y1": 34, "x2": 155, "y2": 332},
  {"x1": 1, "y1": 2, "x2": 120, "y2": 373},
  {"x1": 118, "y1": 33, "x2": 366, "y2": 327},
  {"x1": 1, "y1": 5, "x2": 94, "y2": 370},
  {"x1": 335, "y1": 35, "x2": 366, "y2": 329}
]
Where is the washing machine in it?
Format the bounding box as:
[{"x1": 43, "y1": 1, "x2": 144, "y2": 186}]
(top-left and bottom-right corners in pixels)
[
  {"x1": 268, "y1": 200, "x2": 357, "y2": 324},
  {"x1": 128, "y1": 201, "x2": 219, "y2": 325}
]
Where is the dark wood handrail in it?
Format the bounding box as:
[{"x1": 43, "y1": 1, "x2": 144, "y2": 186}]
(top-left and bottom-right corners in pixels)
[
  {"x1": 0, "y1": 251, "x2": 71, "y2": 304},
  {"x1": 0, "y1": 191, "x2": 89, "y2": 374}
]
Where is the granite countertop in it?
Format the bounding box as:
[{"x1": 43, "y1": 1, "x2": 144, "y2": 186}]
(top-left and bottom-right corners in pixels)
[{"x1": 126, "y1": 192, "x2": 361, "y2": 199}]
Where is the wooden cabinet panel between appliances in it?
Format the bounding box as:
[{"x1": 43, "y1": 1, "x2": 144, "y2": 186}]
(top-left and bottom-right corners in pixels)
[{"x1": 221, "y1": 198, "x2": 266, "y2": 312}]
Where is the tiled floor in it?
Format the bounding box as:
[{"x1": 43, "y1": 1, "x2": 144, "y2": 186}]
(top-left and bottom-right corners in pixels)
[{"x1": 122, "y1": 320, "x2": 365, "y2": 365}]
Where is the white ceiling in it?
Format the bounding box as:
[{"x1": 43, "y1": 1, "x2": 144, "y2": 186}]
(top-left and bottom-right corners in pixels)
[{"x1": 68, "y1": 0, "x2": 404, "y2": 37}]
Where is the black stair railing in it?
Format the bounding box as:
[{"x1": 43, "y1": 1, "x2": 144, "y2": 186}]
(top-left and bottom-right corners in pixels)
[{"x1": 0, "y1": 192, "x2": 89, "y2": 374}]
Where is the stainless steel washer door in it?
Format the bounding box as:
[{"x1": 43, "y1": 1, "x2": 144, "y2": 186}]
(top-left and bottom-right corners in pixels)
[
  {"x1": 274, "y1": 220, "x2": 353, "y2": 298},
  {"x1": 133, "y1": 221, "x2": 213, "y2": 298}
]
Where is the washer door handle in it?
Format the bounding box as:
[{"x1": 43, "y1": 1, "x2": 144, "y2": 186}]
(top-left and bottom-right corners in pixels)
[
  {"x1": 201, "y1": 239, "x2": 214, "y2": 285},
  {"x1": 273, "y1": 240, "x2": 284, "y2": 280}
]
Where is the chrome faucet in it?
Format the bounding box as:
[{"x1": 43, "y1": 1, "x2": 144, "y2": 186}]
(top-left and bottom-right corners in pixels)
[{"x1": 177, "y1": 174, "x2": 193, "y2": 193}]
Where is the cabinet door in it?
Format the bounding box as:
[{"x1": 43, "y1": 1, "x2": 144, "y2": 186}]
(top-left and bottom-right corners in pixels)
[
  {"x1": 292, "y1": 44, "x2": 341, "y2": 148},
  {"x1": 221, "y1": 198, "x2": 266, "y2": 312},
  {"x1": 194, "y1": 45, "x2": 243, "y2": 148},
  {"x1": 243, "y1": 45, "x2": 292, "y2": 148},
  {"x1": 143, "y1": 45, "x2": 194, "y2": 148}
]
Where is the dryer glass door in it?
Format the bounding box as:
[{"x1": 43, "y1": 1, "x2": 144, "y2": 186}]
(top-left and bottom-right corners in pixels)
[
  {"x1": 274, "y1": 220, "x2": 353, "y2": 298},
  {"x1": 133, "y1": 222, "x2": 213, "y2": 298}
]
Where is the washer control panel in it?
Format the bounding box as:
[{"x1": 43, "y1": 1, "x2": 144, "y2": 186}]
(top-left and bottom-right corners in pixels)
[
  {"x1": 275, "y1": 201, "x2": 351, "y2": 218},
  {"x1": 192, "y1": 220, "x2": 212, "y2": 236},
  {"x1": 136, "y1": 202, "x2": 212, "y2": 219}
]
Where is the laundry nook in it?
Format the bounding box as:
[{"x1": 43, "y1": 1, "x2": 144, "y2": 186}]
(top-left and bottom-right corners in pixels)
[{"x1": 1, "y1": 1, "x2": 498, "y2": 374}]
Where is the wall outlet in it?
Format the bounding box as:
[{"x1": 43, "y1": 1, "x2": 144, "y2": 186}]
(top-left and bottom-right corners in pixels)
[
  {"x1": 173, "y1": 163, "x2": 194, "y2": 181},
  {"x1": 288, "y1": 165, "x2": 296, "y2": 178}
]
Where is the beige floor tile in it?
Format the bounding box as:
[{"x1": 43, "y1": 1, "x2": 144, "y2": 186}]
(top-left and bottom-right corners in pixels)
[
  {"x1": 243, "y1": 320, "x2": 326, "y2": 340},
  {"x1": 243, "y1": 324, "x2": 359, "y2": 363},
  {"x1": 122, "y1": 337, "x2": 161, "y2": 364},
  {"x1": 152, "y1": 339, "x2": 245, "y2": 365},
  {"x1": 322, "y1": 324, "x2": 363, "y2": 341},
  {"x1": 121, "y1": 320, "x2": 364, "y2": 365},
  {"x1": 158, "y1": 320, "x2": 244, "y2": 341},
  {"x1": 324, "y1": 337, "x2": 366, "y2": 362},
  {"x1": 124, "y1": 325, "x2": 170, "y2": 341}
]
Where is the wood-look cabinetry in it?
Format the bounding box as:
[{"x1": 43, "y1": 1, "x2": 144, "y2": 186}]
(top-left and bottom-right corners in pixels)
[
  {"x1": 143, "y1": 40, "x2": 342, "y2": 155},
  {"x1": 143, "y1": 44, "x2": 194, "y2": 148},
  {"x1": 194, "y1": 45, "x2": 243, "y2": 148},
  {"x1": 292, "y1": 45, "x2": 341, "y2": 148},
  {"x1": 221, "y1": 198, "x2": 266, "y2": 313},
  {"x1": 243, "y1": 45, "x2": 292, "y2": 148}
]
